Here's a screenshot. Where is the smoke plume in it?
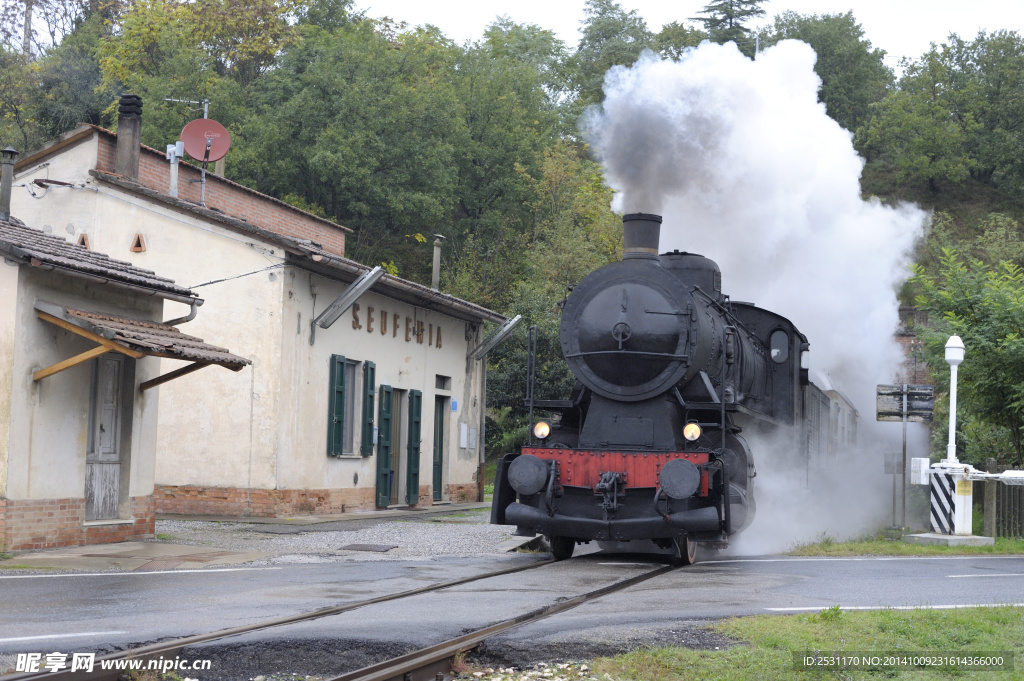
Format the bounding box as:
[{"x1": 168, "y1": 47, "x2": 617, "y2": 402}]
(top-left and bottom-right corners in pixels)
[{"x1": 585, "y1": 41, "x2": 928, "y2": 552}]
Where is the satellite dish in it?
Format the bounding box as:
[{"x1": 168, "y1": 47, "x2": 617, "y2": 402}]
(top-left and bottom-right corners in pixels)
[{"x1": 181, "y1": 118, "x2": 231, "y2": 163}]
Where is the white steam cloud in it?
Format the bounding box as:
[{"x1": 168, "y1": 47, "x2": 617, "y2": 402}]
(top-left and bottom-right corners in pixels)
[{"x1": 585, "y1": 41, "x2": 927, "y2": 552}]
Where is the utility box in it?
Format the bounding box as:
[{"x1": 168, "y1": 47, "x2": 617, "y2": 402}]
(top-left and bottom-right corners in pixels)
[{"x1": 910, "y1": 457, "x2": 931, "y2": 485}]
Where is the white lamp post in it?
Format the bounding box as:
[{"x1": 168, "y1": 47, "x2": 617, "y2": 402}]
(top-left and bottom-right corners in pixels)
[{"x1": 944, "y1": 335, "x2": 965, "y2": 464}]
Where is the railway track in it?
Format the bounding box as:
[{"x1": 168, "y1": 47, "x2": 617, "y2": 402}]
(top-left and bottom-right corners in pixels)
[
  {"x1": 326, "y1": 563, "x2": 677, "y2": 681},
  {"x1": 1, "y1": 558, "x2": 553, "y2": 681},
  {"x1": 4, "y1": 556, "x2": 678, "y2": 681}
]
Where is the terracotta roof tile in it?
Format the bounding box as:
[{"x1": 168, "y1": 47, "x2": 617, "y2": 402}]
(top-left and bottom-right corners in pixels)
[
  {"x1": 0, "y1": 215, "x2": 194, "y2": 298},
  {"x1": 60, "y1": 306, "x2": 249, "y2": 368}
]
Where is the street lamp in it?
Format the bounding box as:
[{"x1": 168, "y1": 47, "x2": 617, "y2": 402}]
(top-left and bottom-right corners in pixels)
[{"x1": 944, "y1": 335, "x2": 965, "y2": 463}]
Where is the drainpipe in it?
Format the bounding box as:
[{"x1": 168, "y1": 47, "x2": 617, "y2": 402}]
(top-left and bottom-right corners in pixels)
[
  {"x1": 163, "y1": 298, "x2": 203, "y2": 326},
  {"x1": 0, "y1": 147, "x2": 17, "y2": 220}
]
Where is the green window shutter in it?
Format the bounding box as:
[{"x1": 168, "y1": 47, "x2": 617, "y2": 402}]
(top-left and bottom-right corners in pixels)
[
  {"x1": 376, "y1": 385, "x2": 393, "y2": 507},
  {"x1": 361, "y1": 361, "x2": 376, "y2": 456},
  {"x1": 406, "y1": 389, "x2": 422, "y2": 505},
  {"x1": 327, "y1": 355, "x2": 347, "y2": 457}
]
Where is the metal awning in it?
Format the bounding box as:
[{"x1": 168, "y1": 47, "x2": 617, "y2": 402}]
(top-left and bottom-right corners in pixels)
[{"x1": 33, "y1": 301, "x2": 250, "y2": 391}]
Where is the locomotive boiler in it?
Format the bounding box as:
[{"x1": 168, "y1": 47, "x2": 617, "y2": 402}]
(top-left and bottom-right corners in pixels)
[{"x1": 490, "y1": 213, "x2": 810, "y2": 564}]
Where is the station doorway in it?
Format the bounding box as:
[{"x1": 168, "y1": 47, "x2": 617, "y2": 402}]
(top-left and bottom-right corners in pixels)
[
  {"x1": 377, "y1": 388, "x2": 422, "y2": 507},
  {"x1": 433, "y1": 396, "x2": 448, "y2": 501}
]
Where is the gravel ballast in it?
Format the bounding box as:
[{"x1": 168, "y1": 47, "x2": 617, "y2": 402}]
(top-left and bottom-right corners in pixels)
[{"x1": 154, "y1": 508, "x2": 524, "y2": 563}]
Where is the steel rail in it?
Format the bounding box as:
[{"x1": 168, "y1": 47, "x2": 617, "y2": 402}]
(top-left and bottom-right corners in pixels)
[
  {"x1": 1, "y1": 558, "x2": 553, "y2": 681},
  {"x1": 326, "y1": 563, "x2": 677, "y2": 681}
]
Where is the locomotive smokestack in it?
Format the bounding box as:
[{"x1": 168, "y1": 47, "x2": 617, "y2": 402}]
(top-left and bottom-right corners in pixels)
[{"x1": 622, "y1": 213, "x2": 661, "y2": 260}]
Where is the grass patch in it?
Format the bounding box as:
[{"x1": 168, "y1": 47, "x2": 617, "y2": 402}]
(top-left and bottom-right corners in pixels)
[
  {"x1": 0, "y1": 552, "x2": 13, "y2": 560},
  {"x1": 593, "y1": 606, "x2": 1024, "y2": 681},
  {"x1": 154, "y1": 533, "x2": 176, "y2": 541},
  {"x1": 788, "y1": 531, "x2": 1024, "y2": 556},
  {"x1": 0, "y1": 564, "x2": 49, "y2": 570}
]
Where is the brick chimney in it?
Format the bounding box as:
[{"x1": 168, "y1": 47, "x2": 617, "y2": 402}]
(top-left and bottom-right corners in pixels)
[{"x1": 114, "y1": 94, "x2": 143, "y2": 180}]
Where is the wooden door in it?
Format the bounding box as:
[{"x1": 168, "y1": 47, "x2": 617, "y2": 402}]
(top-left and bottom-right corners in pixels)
[
  {"x1": 376, "y1": 385, "x2": 393, "y2": 508},
  {"x1": 86, "y1": 354, "x2": 123, "y2": 520},
  {"x1": 406, "y1": 390, "x2": 422, "y2": 505}
]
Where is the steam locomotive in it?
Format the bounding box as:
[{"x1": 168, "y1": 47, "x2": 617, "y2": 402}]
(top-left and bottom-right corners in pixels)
[{"x1": 490, "y1": 213, "x2": 855, "y2": 564}]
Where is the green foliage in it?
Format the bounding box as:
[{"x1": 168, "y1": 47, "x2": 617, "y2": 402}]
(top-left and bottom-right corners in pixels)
[
  {"x1": 692, "y1": 0, "x2": 766, "y2": 57},
  {"x1": 1, "y1": 11, "x2": 113, "y2": 153},
  {"x1": 232, "y1": 20, "x2": 462, "y2": 283},
  {"x1": 0, "y1": 47, "x2": 42, "y2": 150},
  {"x1": 859, "y1": 30, "x2": 1024, "y2": 195},
  {"x1": 571, "y1": 0, "x2": 653, "y2": 108},
  {"x1": 857, "y1": 46, "x2": 977, "y2": 191},
  {"x1": 809, "y1": 605, "x2": 844, "y2": 623},
  {"x1": 911, "y1": 249, "x2": 1024, "y2": 467},
  {"x1": 484, "y1": 142, "x2": 621, "y2": 422},
  {"x1": 654, "y1": 21, "x2": 707, "y2": 60},
  {"x1": 760, "y1": 11, "x2": 892, "y2": 131},
  {"x1": 593, "y1": 606, "x2": 1024, "y2": 680},
  {"x1": 482, "y1": 17, "x2": 569, "y2": 103}
]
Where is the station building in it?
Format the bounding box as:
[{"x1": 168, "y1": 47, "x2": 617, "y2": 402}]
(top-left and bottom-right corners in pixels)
[
  {"x1": 0, "y1": 159, "x2": 248, "y2": 549},
  {"x1": 3, "y1": 96, "x2": 503, "y2": 543}
]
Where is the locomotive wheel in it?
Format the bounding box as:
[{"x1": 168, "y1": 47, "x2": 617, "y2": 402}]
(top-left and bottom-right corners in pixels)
[
  {"x1": 548, "y1": 535, "x2": 575, "y2": 561},
  {"x1": 671, "y1": 536, "x2": 698, "y2": 566}
]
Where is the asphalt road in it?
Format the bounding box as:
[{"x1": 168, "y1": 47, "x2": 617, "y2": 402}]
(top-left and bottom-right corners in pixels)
[{"x1": 1, "y1": 553, "x2": 1022, "y2": 678}]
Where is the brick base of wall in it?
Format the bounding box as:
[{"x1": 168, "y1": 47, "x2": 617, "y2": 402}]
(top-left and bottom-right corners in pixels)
[
  {"x1": 445, "y1": 483, "x2": 479, "y2": 503},
  {"x1": 154, "y1": 485, "x2": 432, "y2": 516},
  {"x1": 0, "y1": 496, "x2": 155, "y2": 551}
]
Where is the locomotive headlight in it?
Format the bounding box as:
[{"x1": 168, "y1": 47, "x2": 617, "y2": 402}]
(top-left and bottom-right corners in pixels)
[
  {"x1": 533, "y1": 421, "x2": 551, "y2": 440},
  {"x1": 683, "y1": 422, "x2": 702, "y2": 441}
]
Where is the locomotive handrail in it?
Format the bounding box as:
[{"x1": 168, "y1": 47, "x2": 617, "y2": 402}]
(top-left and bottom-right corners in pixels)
[
  {"x1": 564, "y1": 350, "x2": 690, "y2": 359},
  {"x1": 691, "y1": 285, "x2": 760, "y2": 341}
]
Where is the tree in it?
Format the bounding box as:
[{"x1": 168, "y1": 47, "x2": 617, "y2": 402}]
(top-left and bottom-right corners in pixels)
[
  {"x1": 655, "y1": 21, "x2": 707, "y2": 60},
  {"x1": 857, "y1": 46, "x2": 977, "y2": 191},
  {"x1": 571, "y1": 0, "x2": 653, "y2": 108},
  {"x1": 692, "y1": 0, "x2": 765, "y2": 56},
  {"x1": 484, "y1": 141, "x2": 622, "y2": 424},
  {"x1": 944, "y1": 31, "x2": 1024, "y2": 191},
  {"x1": 482, "y1": 17, "x2": 569, "y2": 102},
  {"x1": 857, "y1": 30, "x2": 1024, "y2": 195},
  {"x1": 911, "y1": 249, "x2": 1024, "y2": 467},
  {"x1": 760, "y1": 11, "x2": 891, "y2": 131},
  {"x1": 230, "y1": 20, "x2": 463, "y2": 281}
]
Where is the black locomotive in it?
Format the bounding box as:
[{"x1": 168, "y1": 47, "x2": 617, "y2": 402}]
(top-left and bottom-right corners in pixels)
[{"x1": 490, "y1": 213, "x2": 815, "y2": 564}]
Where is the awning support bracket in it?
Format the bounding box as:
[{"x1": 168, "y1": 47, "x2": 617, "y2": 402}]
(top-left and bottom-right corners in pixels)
[
  {"x1": 33, "y1": 311, "x2": 146, "y2": 382},
  {"x1": 140, "y1": 361, "x2": 212, "y2": 392}
]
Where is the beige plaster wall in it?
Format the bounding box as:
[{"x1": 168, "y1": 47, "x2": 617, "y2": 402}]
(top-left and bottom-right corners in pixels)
[
  {"x1": 0, "y1": 258, "x2": 19, "y2": 497},
  {"x1": 10, "y1": 135, "x2": 488, "y2": 502},
  {"x1": 11, "y1": 149, "x2": 281, "y2": 493},
  {"x1": 6, "y1": 267, "x2": 163, "y2": 501},
  {"x1": 278, "y1": 268, "x2": 485, "y2": 499}
]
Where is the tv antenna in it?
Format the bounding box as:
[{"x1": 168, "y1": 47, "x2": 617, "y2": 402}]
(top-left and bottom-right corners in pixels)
[{"x1": 165, "y1": 98, "x2": 210, "y2": 119}]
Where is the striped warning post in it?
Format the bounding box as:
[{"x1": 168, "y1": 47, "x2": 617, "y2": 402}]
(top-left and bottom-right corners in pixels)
[{"x1": 930, "y1": 471, "x2": 955, "y2": 533}]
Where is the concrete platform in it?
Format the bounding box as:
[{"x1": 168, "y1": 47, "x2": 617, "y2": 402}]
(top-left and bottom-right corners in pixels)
[
  {"x1": 904, "y1": 532, "x2": 996, "y2": 546},
  {"x1": 0, "y1": 503, "x2": 507, "y2": 573},
  {"x1": 0, "y1": 542, "x2": 271, "y2": 572}
]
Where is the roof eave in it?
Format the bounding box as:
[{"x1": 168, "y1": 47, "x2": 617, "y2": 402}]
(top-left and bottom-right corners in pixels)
[
  {"x1": 286, "y1": 251, "x2": 507, "y2": 325},
  {"x1": 0, "y1": 239, "x2": 201, "y2": 306}
]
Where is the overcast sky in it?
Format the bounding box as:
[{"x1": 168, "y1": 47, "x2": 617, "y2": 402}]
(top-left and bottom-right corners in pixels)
[{"x1": 354, "y1": 0, "x2": 1024, "y2": 66}]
